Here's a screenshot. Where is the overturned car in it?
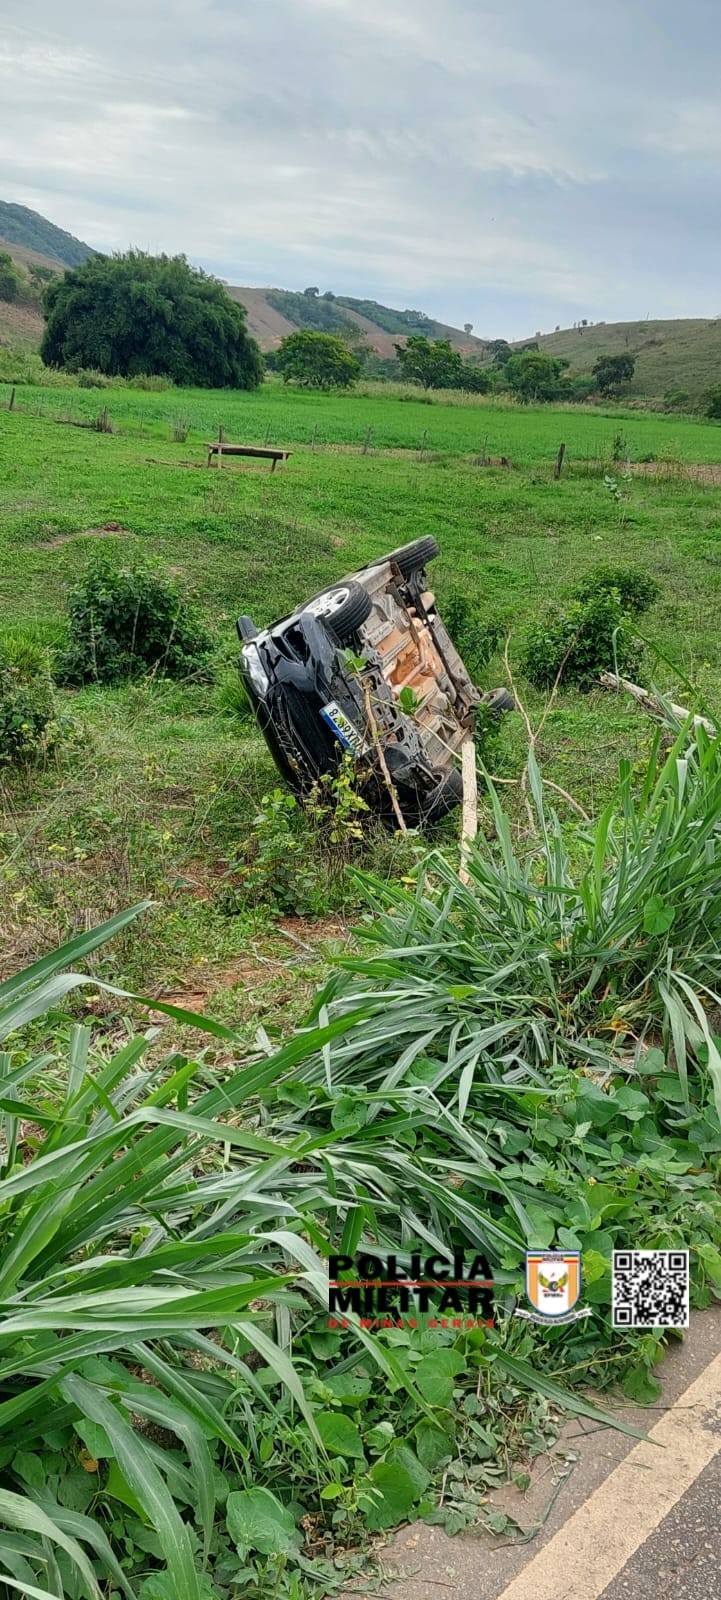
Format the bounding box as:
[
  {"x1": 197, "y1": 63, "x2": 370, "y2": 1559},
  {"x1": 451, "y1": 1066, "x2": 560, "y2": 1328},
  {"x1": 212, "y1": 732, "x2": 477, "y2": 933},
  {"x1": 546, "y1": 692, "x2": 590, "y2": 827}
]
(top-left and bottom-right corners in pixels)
[{"x1": 237, "y1": 537, "x2": 512, "y2": 827}]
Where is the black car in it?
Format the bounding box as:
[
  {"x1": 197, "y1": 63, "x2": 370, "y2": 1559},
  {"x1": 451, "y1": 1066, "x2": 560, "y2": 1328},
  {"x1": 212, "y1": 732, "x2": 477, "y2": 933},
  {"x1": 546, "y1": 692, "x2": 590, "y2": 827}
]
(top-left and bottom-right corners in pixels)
[{"x1": 237, "y1": 537, "x2": 511, "y2": 826}]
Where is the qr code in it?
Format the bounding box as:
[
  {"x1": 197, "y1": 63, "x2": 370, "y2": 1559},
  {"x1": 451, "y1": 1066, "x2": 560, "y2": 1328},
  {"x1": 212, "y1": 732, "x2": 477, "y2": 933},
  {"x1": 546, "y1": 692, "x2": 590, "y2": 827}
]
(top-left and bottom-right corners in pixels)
[{"x1": 613, "y1": 1250, "x2": 689, "y2": 1329}]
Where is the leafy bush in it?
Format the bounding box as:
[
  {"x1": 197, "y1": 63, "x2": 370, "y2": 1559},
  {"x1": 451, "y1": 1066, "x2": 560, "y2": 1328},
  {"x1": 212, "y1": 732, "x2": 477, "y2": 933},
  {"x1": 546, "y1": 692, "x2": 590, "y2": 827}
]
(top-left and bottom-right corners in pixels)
[
  {"x1": 41, "y1": 251, "x2": 263, "y2": 389},
  {"x1": 58, "y1": 557, "x2": 214, "y2": 685},
  {"x1": 0, "y1": 631, "x2": 61, "y2": 766},
  {"x1": 572, "y1": 564, "x2": 659, "y2": 616},
  {"x1": 520, "y1": 591, "x2": 642, "y2": 690},
  {"x1": 443, "y1": 593, "x2": 503, "y2": 678}
]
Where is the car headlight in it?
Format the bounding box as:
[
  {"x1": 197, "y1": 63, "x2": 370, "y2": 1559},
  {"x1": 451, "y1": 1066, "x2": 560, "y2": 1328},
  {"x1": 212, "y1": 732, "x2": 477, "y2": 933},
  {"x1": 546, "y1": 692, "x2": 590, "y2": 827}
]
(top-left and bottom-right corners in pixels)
[{"x1": 242, "y1": 644, "x2": 270, "y2": 698}]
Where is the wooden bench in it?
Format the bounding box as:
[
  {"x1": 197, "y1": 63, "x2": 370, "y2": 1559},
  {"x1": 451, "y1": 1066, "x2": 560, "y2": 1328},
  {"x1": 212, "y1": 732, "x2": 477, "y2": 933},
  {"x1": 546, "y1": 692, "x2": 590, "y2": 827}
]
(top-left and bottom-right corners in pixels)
[{"x1": 205, "y1": 442, "x2": 292, "y2": 472}]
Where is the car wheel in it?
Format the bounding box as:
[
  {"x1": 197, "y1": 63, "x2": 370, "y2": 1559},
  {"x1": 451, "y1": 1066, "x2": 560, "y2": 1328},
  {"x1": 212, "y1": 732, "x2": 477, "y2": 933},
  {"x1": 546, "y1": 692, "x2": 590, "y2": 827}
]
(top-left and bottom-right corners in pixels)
[
  {"x1": 383, "y1": 537, "x2": 440, "y2": 577},
  {"x1": 418, "y1": 765, "x2": 464, "y2": 824},
  {"x1": 236, "y1": 615, "x2": 258, "y2": 642},
  {"x1": 302, "y1": 581, "x2": 372, "y2": 642}
]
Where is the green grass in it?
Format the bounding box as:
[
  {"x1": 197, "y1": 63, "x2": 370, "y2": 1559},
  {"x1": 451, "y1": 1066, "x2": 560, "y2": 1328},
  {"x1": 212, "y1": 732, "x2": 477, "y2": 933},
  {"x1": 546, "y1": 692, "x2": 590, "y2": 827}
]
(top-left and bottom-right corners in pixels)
[
  {"x1": 3, "y1": 377, "x2": 721, "y2": 460},
  {"x1": 2, "y1": 382, "x2": 721, "y2": 998}
]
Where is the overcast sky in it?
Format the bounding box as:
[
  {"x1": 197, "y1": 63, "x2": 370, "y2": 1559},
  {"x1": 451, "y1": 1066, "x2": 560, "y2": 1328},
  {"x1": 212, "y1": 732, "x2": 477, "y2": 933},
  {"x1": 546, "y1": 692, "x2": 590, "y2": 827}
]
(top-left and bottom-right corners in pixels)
[{"x1": 2, "y1": 0, "x2": 720, "y2": 337}]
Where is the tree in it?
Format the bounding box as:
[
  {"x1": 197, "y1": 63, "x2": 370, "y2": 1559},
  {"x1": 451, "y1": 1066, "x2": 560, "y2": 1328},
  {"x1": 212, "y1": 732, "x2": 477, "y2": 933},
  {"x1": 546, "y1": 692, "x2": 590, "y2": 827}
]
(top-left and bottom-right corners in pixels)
[
  {"x1": 705, "y1": 386, "x2": 721, "y2": 419},
  {"x1": 303, "y1": 286, "x2": 320, "y2": 297},
  {"x1": 41, "y1": 252, "x2": 263, "y2": 388},
  {"x1": 459, "y1": 364, "x2": 492, "y2": 394},
  {"x1": 463, "y1": 322, "x2": 473, "y2": 335},
  {"x1": 503, "y1": 350, "x2": 567, "y2": 402},
  {"x1": 394, "y1": 336, "x2": 464, "y2": 389},
  {"x1": 593, "y1": 353, "x2": 636, "y2": 395},
  {"x1": 0, "y1": 252, "x2": 22, "y2": 303},
  {"x1": 487, "y1": 339, "x2": 513, "y2": 367},
  {"x1": 276, "y1": 329, "x2": 361, "y2": 389}
]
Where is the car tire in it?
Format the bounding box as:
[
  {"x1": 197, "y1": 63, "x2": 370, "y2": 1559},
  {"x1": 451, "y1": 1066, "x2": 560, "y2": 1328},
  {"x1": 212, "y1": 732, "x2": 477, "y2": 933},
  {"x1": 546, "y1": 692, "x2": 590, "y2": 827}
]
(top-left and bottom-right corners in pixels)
[
  {"x1": 236, "y1": 615, "x2": 258, "y2": 642},
  {"x1": 302, "y1": 581, "x2": 372, "y2": 642},
  {"x1": 479, "y1": 687, "x2": 515, "y2": 715},
  {"x1": 383, "y1": 537, "x2": 440, "y2": 577},
  {"x1": 419, "y1": 765, "x2": 464, "y2": 824}
]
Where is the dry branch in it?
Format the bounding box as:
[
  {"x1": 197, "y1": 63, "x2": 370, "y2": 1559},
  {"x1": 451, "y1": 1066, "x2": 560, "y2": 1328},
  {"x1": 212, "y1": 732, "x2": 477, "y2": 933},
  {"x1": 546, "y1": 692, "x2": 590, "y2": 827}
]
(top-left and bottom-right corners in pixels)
[{"x1": 599, "y1": 673, "x2": 717, "y2": 736}]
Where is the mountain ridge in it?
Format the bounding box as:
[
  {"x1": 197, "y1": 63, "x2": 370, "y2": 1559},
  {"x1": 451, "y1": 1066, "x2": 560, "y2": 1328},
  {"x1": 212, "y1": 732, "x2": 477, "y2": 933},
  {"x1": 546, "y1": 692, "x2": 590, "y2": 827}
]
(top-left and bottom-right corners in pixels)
[{"x1": 1, "y1": 202, "x2": 720, "y2": 399}]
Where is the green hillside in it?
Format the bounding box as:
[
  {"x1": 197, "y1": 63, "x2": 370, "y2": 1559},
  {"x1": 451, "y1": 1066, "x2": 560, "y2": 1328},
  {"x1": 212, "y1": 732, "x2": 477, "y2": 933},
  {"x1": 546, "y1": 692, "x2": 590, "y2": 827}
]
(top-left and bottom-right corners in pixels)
[
  {"x1": 537, "y1": 318, "x2": 721, "y2": 402},
  {"x1": 256, "y1": 286, "x2": 486, "y2": 355},
  {"x1": 0, "y1": 202, "x2": 93, "y2": 268}
]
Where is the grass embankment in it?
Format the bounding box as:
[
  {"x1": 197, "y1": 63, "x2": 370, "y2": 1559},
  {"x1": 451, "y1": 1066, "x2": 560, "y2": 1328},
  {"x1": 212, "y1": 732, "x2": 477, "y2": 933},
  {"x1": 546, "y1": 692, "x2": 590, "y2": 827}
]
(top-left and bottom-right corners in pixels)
[{"x1": 2, "y1": 386, "x2": 721, "y2": 1005}]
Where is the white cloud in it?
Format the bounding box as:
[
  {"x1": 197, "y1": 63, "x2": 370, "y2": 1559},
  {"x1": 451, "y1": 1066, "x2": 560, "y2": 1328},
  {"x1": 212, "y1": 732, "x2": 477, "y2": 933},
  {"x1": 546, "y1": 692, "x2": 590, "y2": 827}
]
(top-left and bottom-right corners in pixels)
[{"x1": 1, "y1": 0, "x2": 720, "y2": 335}]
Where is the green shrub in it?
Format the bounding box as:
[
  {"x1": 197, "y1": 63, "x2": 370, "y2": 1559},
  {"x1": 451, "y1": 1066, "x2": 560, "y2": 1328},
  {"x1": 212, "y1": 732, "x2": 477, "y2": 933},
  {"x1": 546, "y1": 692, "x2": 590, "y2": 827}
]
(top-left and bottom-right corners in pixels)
[
  {"x1": 572, "y1": 564, "x2": 659, "y2": 616},
  {"x1": 58, "y1": 557, "x2": 214, "y2": 685},
  {"x1": 443, "y1": 592, "x2": 504, "y2": 678},
  {"x1": 520, "y1": 592, "x2": 642, "y2": 690},
  {"x1": 0, "y1": 632, "x2": 61, "y2": 766}
]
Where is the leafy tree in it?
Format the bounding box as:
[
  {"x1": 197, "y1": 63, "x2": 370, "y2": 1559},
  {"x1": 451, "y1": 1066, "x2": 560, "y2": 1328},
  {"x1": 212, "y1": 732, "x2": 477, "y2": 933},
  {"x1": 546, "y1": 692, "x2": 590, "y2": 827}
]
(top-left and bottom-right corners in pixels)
[
  {"x1": 487, "y1": 339, "x2": 513, "y2": 367},
  {"x1": 459, "y1": 363, "x2": 492, "y2": 393},
  {"x1": 0, "y1": 252, "x2": 22, "y2": 303},
  {"x1": 40, "y1": 251, "x2": 263, "y2": 388},
  {"x1": 593, "y1": 353, "x2": 636, "y2": 395},
  {"x1": 503, "y1": 350, "x2": 567, "y2": 401},
  {"x1": 463, "y1": 322, "x2": 473, "y2": 335},
  {"x1": 705, "y1": 386, "x2": 721, "y2": 419},
  {"x1": 276, "y1": 329, "x2": 361, "y2": 389},
  {"x1": 303, "y1": 286, "x2": 320, "y2": 297},
  {"x1": 394, "y1": 336, "x2": 464, "y2": 389}
]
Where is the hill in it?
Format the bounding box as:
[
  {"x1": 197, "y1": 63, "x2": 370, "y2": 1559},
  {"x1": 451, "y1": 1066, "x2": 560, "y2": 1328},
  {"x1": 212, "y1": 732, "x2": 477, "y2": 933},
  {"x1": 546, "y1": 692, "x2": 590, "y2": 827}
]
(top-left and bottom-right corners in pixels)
[
  {"x1": 228, "y1": 285, "x2": 488, "y2": 357},
  {"x1": 0, "y1": 203, "x2": 93, "y2": 268},
  {"x1": 537, "y1": 318, "x2": 721, "y2": 402}
]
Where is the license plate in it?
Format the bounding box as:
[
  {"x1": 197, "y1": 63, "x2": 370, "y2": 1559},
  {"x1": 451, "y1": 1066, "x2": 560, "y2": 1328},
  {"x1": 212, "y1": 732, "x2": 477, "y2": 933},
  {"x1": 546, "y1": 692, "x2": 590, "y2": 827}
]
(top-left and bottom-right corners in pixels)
[{"x1": 320, "y1": 700, "x2": 368, "y2": 755}]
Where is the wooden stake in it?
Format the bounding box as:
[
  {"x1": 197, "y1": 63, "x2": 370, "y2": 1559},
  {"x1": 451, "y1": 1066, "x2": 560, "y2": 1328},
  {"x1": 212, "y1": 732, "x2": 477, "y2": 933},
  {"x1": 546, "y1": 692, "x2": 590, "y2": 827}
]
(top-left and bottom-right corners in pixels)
[
  {"x1": 459, "y1": 738, "x2": 478, "y2": 885},
  {"x1": 554, "y1": 441, "x2": 566, "y2": 479},
  {"x1": 8, "y1": 386, "x2": 15, "y2": 412},
  {"x1": 362, "y1": 425, "x2": 372, "y2": 455}
]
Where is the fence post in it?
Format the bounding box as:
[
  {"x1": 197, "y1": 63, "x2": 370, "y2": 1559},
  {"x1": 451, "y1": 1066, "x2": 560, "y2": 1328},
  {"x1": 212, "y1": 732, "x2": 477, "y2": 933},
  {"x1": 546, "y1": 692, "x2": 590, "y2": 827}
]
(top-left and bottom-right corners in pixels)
[
  {"x1": 554, "y1": 441, "x2": 566, "y2": 479},
  {"x1": 362, "y1": 426, "x2": 372, "y2": 455},
  {"x1": 8, "y1": 386, "x2": 15, "y2": 412},
  {"x1": 418, "y1": 428, "x2": 428, "y2": 462},
  {"x1": 311, "y1": 423, "x2": 318, "y2": 453}
]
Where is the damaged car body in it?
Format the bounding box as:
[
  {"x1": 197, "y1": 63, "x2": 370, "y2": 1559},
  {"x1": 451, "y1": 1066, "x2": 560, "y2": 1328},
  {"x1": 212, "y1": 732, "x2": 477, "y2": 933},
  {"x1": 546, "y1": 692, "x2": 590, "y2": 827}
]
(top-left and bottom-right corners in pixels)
[{"x1": 237, "y1": 537, "x2": 512, "y2": 826}]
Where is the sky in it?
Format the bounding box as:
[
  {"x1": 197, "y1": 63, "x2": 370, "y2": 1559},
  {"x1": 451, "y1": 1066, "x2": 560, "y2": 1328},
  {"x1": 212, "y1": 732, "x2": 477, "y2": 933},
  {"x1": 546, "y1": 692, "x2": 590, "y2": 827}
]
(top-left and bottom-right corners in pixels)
[{"x1": 2, "y1": 0, "x2": 720, "y2": 339}]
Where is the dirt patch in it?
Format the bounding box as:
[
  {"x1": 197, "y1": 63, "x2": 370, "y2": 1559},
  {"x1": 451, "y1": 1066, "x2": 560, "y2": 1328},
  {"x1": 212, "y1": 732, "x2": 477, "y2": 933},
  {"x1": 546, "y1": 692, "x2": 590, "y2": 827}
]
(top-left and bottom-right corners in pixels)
[
  {"x1": 633, "y1": 461, "x2": 721, "y2": 484},
  {"x1": 42, "y1": 521, "x2": 134, "y2": 549},
  {"x1": 149, "y1": 914, "x2": 351, "y2": 1020}
]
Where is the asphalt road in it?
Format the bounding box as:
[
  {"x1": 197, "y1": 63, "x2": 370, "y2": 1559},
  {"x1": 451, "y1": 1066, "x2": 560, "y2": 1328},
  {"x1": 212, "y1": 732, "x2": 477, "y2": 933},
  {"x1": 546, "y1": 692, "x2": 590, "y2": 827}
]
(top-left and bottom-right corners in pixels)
[{"x1": 352, "y1": 1306, "x2": 721, "y2": 1600}]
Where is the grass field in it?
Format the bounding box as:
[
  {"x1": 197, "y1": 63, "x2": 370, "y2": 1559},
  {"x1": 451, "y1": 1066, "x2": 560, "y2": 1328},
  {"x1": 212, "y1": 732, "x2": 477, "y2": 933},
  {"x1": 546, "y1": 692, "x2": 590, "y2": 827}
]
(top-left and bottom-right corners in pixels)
[{"x1": 2, "y1": 380, "x2": 721, "y2": 1011}]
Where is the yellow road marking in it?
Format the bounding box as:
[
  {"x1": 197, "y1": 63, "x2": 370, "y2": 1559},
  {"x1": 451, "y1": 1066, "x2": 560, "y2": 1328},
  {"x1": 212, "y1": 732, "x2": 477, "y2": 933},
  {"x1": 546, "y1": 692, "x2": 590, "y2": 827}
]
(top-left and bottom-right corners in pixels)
[{"x1": 496, "y1": 1349, "x2": 721, "y2": 1600}]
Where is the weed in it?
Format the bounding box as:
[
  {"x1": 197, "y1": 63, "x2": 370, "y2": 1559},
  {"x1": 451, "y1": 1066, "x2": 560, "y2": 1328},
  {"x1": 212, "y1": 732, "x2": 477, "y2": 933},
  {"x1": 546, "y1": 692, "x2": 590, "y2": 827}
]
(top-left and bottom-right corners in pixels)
[
  {"x1": 572, "y1": 564, "x2": 660, "y2": 615},
  {"x1": 520, "y1": 592, "x2": 642, "y2": 690},
  {"x1": 0, "y1": 632, "x2": 63, "y2": 767},
  {"x1": 172, "y1": 412, "x2": 191, "y2": 443},
  {"x1": 57, "y1": 556, "x2": 214, "y2": 686}
]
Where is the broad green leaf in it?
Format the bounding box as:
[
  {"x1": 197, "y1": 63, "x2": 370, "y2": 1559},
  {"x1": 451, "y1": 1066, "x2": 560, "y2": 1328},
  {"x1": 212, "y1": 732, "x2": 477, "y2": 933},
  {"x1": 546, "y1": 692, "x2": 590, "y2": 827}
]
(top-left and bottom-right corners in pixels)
[
  {"x1": 643, "y1": 896, "x2": 675, "y2": 936},
  {"x1": 226, "y1": 1488, "x2": 300, "y2": 1556},
  {"x1": 415, "y1": 1350, "x2": 466, "y2": 1408},
  {"x1": 315, "y1": 1411, "x2": 365, "y2": 1458},
  {"x1": 365, "y1": 1461, "x2": 418, "y2": 1530}
]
